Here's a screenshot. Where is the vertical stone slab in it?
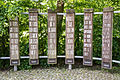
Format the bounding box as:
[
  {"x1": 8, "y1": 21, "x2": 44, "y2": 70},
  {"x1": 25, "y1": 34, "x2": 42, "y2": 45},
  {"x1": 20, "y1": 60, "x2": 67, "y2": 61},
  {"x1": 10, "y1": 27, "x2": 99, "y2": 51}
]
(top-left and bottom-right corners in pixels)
[
  {"x1": 29, "y1": 9, "x2": 39, "y2": 65},
  {"x1": 48, "y1": 9, "x2": 57, "y2": 64},
  {"x1": 9, "y1": 17, "x2": 20, "y2": 66},
  {"x1": 83, "y1": 9, "x2": 93, "y2": 66},
  {"x1": 102, "y1": 7, "x2": 113, "y2": 69},
  {"x1": 65, "y1": 9, "x2": 75, "y2": 64}
]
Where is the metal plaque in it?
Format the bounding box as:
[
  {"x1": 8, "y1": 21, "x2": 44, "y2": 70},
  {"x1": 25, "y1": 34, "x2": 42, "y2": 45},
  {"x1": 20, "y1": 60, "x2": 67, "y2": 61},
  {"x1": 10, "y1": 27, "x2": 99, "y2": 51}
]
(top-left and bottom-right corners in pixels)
[
  {"x1": 48, "y1": 9, "x2": 57, "y2": 64},
  {"x1": 65, "y1": 9, "x2": 75, "y2": 64},
  {"x1": 83, "y1": 9, "x2": 93, "y2": 66},
  {"x1": 29, "y1": 9, "x2": 39, "y2": 65},
  {"x1": 10, "y1": 17, "x2": 20, "y2": 66},
  {"x1": 102, "y1": 7, "x2": 113, "y2": 69}
]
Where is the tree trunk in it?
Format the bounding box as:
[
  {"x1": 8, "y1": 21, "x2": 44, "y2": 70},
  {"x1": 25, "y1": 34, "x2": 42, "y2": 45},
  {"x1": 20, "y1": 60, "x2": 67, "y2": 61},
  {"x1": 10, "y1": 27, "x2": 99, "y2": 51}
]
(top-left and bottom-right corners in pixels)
[{"x1": 56, "y1": 0, "x2": 64, "y2": 55}]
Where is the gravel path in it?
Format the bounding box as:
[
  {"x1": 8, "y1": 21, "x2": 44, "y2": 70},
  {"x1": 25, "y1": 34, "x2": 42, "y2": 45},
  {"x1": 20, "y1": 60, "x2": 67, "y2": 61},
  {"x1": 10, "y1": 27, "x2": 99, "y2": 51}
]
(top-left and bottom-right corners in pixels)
[{"x1": 0, "y1": 66, "x2": 120, "y2": 80}]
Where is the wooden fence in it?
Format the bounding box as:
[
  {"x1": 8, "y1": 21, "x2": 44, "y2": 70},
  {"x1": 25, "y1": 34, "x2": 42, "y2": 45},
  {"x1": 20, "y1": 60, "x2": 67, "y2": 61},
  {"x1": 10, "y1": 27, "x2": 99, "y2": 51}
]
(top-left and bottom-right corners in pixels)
[{"x1": 0, "y1": 7, "x2": 120, "y2": 71}]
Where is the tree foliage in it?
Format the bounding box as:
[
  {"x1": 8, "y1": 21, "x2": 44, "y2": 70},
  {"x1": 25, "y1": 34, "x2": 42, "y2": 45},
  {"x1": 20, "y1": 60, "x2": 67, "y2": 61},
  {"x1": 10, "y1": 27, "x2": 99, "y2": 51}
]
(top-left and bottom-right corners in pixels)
[{"x1": 0, "y1": 0, "x2": 120, "y2": 69}]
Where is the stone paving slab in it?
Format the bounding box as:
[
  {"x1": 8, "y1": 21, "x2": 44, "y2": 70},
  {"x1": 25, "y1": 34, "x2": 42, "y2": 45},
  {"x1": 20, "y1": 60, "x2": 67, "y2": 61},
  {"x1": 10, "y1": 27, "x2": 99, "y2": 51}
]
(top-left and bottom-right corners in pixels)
[{"x1": 0, "y1": 66, "x2": 120, "y2": 80}]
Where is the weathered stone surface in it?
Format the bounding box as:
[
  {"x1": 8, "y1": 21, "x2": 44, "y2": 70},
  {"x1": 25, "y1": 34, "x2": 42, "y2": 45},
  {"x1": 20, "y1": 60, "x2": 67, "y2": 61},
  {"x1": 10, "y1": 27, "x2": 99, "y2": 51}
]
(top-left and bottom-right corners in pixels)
[
  {"x1": 29, "y1": 9, "x2": 39, "y2": 65},
  {"x1": 0, "y1": 66, "x2": 119, "y2": 80},
  {"x1": 102, "y1": 7, "x2": 113, "y2": 69},
  {"x1": 83, "y1": 8, "x2": 93, "y2": 66}
]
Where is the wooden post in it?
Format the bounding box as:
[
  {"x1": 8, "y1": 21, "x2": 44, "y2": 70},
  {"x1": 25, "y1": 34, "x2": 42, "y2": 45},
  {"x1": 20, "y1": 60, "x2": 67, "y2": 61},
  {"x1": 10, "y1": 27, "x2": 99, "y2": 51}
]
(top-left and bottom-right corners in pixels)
[
  {"x1": 68, "y1": 64, "x2": 72, "y2": 70},
  {"x1": 9, "y1": 17, "x2": 20, "y2": 68},
  {"x1": 65, "y1": 9, "x2": 75, "y2": 65},
  {"x1": 29, "y1": 9, "x2": 39, "y2": 65},
  {"x1": 56, "y1": 0, "x2": 64, "y2": 55},
  {"x1": 83, "y1": 8, "x2": 94, "y2": 66},
  {"x1": 14, "y1": 65, "x2": 17, "y2": 71},
  {"x1": 48, "y1": 9, "x2": 57, "y2": 64},
  {"x1": 102, "y1": 7, "x2": 113, "y2": 69}
]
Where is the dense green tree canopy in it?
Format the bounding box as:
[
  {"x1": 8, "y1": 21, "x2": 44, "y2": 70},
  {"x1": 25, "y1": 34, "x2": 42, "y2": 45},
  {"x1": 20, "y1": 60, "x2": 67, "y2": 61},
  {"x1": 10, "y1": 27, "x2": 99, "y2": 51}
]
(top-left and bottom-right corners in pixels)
[{"x1": 0, "y1": 0, "x2": 120, "y2": 69}]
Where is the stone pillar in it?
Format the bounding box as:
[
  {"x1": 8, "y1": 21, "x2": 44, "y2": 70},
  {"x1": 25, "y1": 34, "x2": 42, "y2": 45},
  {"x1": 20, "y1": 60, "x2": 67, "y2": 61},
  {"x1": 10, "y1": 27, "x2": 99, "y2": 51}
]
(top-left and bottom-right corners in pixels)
[
  {"x1": 48, "y1": 9, "x2": 57, "y2": 64},
  {"x1": 83, "y1": 8, "x2": 94, "y2": 66},
  {"x1": 29, "y1": 9, "x2": 39, "y2": 65},
  {"x1": 65, "y1": 9, "x2": 75, "y2": 64},
  {"x1": 102, "y1": 7, "x2": 113, "y2": 69},
  {"x1": 9, "y1": 17, "x2": 20, "y2": 66}
]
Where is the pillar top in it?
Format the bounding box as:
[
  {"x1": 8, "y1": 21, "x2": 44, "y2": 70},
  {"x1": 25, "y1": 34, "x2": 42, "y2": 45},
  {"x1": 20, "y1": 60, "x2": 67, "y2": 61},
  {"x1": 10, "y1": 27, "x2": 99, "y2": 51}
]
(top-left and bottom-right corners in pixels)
[
  {"x1": 84, "y1": 8, "x2": 94, "y2": 13},
  {"x1": 103, "y1": 7, "x2": 114, "y2": 12},
  {"x1": 66, "y1": 9, "x2": 75, "y2": 14},
  {"x1": 48, "y1": 9, "x2": 57, "y2": 13},
  {"x1": 29, "y1": 9, "x2": 38, "y2": 13}
]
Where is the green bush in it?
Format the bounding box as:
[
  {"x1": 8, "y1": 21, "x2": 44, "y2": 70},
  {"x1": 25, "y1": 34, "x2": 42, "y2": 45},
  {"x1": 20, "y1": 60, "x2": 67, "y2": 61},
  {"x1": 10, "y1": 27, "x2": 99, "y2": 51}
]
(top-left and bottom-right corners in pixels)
[{"x1": 0, "y1": 0, "x2": 120, "y2": 70}]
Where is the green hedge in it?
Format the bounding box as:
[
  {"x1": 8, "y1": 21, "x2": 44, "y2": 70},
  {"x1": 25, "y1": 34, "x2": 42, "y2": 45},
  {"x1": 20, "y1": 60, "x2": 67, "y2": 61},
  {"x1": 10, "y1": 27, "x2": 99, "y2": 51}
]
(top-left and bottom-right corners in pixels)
[{"x1": 0, "y1": 0, "x2": 120, "y2": 70}]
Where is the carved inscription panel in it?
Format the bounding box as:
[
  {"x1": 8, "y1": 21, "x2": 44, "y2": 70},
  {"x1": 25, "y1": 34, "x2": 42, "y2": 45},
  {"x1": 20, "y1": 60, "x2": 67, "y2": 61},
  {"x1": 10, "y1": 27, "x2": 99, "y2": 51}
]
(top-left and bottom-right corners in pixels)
[
  {"x1": 65, "y1": 9, "x2": 75, "y2": 64},
  {"x1": 10, "y1": 17, "x2": 20, "y2": 65},
  {"x1": 29, "y1": 9, "x2": 39, "y2": 65},
  {"x1": 48, "y1": 10, "x2": 57, "y2": 64},
  {"x1": 83, "y1": 9, "x2": 93, "y2": 66},
  {"x1": 102, "y1": 7, "x2": 113, "y2": 69}
]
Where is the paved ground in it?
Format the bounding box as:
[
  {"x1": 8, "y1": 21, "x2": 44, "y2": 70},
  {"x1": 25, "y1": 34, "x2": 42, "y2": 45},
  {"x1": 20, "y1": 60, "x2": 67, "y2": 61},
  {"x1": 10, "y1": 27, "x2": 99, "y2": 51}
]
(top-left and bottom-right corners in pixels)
[{"x1": 0, "y1": 65, "x2": 120, "y2": 80}]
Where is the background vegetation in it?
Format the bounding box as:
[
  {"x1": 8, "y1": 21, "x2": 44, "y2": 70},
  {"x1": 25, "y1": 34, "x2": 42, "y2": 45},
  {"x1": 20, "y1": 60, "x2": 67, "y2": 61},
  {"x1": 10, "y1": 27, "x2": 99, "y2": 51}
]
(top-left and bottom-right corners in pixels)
[{"x1": 0, "y1": 0, "x2": 120, "y2": 70}]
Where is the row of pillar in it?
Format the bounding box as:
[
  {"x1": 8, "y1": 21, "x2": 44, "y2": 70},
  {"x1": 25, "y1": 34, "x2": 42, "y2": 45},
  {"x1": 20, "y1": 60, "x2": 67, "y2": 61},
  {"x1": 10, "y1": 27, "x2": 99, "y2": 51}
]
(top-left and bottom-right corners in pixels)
[{"x1": 9, "y1": 7, "x2": 113, "y2": 71}]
